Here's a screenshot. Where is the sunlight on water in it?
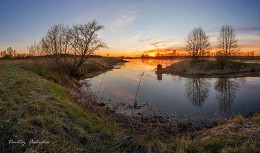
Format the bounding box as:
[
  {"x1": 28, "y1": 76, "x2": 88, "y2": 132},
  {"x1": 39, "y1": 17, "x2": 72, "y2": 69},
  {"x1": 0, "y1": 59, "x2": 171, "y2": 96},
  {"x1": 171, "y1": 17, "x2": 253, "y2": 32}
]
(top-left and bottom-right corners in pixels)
[{"x1": 82, "y1": 59, "x2": 260, "y2": 122}]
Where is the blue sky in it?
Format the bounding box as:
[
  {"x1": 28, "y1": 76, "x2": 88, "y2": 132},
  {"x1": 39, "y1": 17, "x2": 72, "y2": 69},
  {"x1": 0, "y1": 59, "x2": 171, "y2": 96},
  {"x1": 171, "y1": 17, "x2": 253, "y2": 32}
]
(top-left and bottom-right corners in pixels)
[{"x1": 0, "y1": 0, "x2": 260, "y2": 56}]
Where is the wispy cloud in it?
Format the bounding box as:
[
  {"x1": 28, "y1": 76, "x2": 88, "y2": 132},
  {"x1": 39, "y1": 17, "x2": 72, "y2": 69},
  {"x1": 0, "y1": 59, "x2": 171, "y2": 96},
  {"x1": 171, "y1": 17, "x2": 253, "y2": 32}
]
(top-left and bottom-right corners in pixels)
[
  {"x1": 150, "y1": 41, "x2": 165, "y2": 46},
  {"x1": 236, "y1": 26, "x2": 260, "y2": 33},
  {"x1": 238, "y1": 34, "x2": 260, "y2": 45},
  {"x1": 125, "y1": 35, "x2": 186, "y2": 56},
  {"x1": 126, "y1": 32, "x2": 143, "y2": 42},
  {"x1": 110, "y1": 6, "x2": 137, "y2": 31},
  {"x1": 139, "y1": 38, "x2": 153, "y2": 43}
]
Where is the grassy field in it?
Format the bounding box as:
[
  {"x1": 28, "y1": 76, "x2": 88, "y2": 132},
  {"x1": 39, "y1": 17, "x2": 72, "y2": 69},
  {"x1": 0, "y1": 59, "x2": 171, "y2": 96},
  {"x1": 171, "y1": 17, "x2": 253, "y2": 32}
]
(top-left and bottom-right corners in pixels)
[
  {"x1": 162, "y1": 59, "x2": 260, "y2": 78},
  {"x1": 0, "y1": 58, "x2": 260, "y2": 152}
]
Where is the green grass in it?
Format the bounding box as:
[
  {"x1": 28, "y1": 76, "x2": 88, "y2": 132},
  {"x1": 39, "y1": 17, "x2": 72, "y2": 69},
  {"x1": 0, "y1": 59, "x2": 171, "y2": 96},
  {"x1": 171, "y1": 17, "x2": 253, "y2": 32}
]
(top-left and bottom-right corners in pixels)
[{"x1": 0, "y1": 60, "x2": 144, "y2": 153}]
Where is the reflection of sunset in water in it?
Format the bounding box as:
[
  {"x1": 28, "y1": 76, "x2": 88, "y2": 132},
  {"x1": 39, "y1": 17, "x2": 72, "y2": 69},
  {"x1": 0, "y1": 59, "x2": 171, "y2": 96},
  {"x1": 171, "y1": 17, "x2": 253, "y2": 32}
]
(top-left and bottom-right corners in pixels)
[
  {"x1": 82, "y1": 59, "x2": 260, "y2": 123},
  {"x1": 140, "y1": 59, "x2": 181, "y2": 68}
]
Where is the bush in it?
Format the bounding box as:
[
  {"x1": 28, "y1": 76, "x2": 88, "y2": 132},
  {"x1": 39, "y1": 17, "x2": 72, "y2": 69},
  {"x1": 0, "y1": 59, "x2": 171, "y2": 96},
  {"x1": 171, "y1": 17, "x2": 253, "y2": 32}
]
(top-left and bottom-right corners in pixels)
[
  {"x1": 1, "y1": 55, "x2": 13, "y2": 60},
  {"x1": 216, "y1": 56, "x2": 228, "y2": 70},
  {"x1": 228, "y1": 61, "x2": 242, "y2": 71}
]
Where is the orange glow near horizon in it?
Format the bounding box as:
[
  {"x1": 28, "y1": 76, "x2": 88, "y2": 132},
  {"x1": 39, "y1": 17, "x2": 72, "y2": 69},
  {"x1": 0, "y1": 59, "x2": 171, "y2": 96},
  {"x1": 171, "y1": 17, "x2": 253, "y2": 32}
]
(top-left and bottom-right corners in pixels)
[
  {"x1": 148, "y1": 53, "x2": 156, "y2": 57},
  {"x1": 7, "y1": 45, "x2": 260, "y2": 58},
  {"x1": 95, "y1": 45, "x2": 260, "y2": 57}
]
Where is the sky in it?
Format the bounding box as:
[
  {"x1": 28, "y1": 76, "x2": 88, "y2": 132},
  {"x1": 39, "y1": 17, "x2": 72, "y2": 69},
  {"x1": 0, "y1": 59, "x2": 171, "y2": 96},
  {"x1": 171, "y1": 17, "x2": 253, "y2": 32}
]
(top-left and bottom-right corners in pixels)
[{"x1": 0, "y1": 0, "x2": 260, "y2": 56}]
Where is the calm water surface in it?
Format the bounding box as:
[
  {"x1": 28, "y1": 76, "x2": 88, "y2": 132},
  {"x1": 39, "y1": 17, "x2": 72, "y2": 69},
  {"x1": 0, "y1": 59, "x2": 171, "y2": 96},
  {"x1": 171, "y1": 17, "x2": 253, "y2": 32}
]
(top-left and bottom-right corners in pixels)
[{"x1": 82, "y1": 59, "x2": 260, "y2": 122}]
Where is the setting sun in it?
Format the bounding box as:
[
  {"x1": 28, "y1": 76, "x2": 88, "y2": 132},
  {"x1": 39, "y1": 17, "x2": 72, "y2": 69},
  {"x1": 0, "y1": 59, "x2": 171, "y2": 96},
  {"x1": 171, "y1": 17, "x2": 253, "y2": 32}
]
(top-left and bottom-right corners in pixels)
[{"x1": 148, "y1": 53, "x2": 156, "y2": 57}]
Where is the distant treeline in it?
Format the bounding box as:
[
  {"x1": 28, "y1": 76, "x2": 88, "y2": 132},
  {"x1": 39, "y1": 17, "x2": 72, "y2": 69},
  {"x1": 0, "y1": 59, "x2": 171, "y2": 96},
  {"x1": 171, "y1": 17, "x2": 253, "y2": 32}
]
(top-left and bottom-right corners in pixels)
[
  {"x1": 140, "y1": 56, "x2": 260, "y2": 60},
  {"x1": 0, "y1": 50, "x2": 103, "y2": 60}
]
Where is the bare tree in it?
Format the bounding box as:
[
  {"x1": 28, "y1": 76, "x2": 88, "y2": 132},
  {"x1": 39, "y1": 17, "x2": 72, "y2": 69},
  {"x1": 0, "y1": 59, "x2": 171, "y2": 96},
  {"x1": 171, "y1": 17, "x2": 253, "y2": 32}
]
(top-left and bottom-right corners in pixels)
[
  {"x1": 6, "y1": 47, "x2": 16, "y2": 57},
  {"x1": 41, "y1": 24, "x2": 73, "y2": 70},
  {"x1": 28, "y1": 42, "x2": 41, "y2": 56},
  {"x1": 0, "y1": 51, "x2": 4, "y2": 58},
  {"x1": 31, "y1": 20, "x2": 106, "y2": 77},
  {"x1": 186, "y1": 27, "x2": 210, "y2": 60},
  {"x1": 218, "y1": 25, "x2": 239, "y2": 57},
  {"x1": 1, "y1": 51, "x2": 7, "y2": 58},
  {"x1": 69, "y1": 20, "x2": 107, "y2": 76},
  {"x1": 41, "y1": 24, "x2": 71, "y2": 55}
]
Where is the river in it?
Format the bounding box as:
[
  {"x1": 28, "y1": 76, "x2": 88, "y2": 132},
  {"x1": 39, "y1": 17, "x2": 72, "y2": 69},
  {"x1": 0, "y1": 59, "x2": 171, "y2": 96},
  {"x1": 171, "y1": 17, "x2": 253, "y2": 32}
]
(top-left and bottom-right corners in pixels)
[{"x1": 82, "y1": 59, "x2": 260, "y2": 124}]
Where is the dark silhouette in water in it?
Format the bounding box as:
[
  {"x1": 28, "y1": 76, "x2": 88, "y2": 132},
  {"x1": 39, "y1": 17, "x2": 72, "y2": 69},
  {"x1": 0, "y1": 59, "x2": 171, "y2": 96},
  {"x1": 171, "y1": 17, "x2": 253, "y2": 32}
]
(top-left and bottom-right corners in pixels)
[
  {"x1": 215, "y1": 78, "x2": 240, "y2": 112},
  {"x1": 185, "y1": 78, "x2": 210, "y2": 107},
  {"x1": 157, "y1": 73, "x2": 162, "y2": 80},
  {"x1": 156, "y1": 64, "x2": 163, "y2": 80}
]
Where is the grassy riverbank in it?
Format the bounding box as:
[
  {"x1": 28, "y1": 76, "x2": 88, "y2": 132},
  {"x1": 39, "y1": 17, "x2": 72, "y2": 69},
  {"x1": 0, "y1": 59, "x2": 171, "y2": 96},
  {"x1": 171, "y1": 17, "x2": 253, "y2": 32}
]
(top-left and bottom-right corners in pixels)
[
  {"x1": 81, "y1": 57, "x2": 126, "y2": 78},
  {"x1": 162, "y1": 59, "x2": 260, "y2": 77},
  {"x1": 0, "y1": 59, "x2": 144, "y2": 152},
  {"x1": 1, "y1": 58, "x2": 260, "y2": 152}
]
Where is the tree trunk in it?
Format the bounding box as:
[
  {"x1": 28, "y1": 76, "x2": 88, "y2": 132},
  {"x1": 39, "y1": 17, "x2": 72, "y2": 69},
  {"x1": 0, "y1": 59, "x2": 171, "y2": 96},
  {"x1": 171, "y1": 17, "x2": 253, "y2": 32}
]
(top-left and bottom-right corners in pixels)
[{"x1": 69, "y1": 58, "x2": 85, "y2": 77}]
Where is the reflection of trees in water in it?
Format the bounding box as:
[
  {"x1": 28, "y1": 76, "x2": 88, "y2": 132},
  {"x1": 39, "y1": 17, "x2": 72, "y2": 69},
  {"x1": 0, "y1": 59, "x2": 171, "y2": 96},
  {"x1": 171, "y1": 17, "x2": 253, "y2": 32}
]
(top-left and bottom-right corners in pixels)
[
  {"x1": 185, "y1": 78, "x2": 210, "y2": 107},
  {"x1": 215, "y1": 78, "x2": 240, "y2": 112},
  {"x1": 238, "y1": 77, "x2": 246, "y2": 86}
]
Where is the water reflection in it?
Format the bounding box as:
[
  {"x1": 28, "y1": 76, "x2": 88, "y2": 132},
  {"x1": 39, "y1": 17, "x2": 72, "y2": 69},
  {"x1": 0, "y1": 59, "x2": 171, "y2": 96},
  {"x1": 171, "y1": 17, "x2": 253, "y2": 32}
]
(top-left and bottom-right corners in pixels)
[
  {"x1": 185, "y1": 78, "x2": 211, "y2": 107},
  {"x1": 157, "y1": 73, "x2": 162, "y2": 80},
  {"x1": 141, "y1": 59, "x2": 177, "y2": 67},
  {"x1": 85, "y1": 59, "x2": 260, "y2": 122},
  {"x1": 215, "y1": 78, "x2": 240, "y2": 112},
  {"x1": 156, "y1": 64, "x2": 163, "y2": 81}
]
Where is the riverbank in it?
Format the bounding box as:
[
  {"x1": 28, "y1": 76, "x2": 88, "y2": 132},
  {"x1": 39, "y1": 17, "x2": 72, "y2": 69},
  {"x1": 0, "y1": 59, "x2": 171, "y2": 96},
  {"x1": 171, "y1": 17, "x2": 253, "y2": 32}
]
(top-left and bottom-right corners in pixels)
[
  {"x1": 80, "y1": 57, "x2": 126, "y2": 78},
  {"x1": 1, "y1": 58, "x2": 260, "y2": 152},
  {"x1": 162, "y1": 59, "x2": 260, "y2": 78},
  {"x1": 0, "y1": 59, "x2": 145, "y2": 152}
]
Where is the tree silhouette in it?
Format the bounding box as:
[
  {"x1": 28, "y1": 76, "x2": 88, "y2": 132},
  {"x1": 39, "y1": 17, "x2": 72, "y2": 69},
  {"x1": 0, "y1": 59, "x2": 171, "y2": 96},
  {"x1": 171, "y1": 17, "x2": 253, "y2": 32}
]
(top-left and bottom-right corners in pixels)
[
  {"x1": 217, "y1": 25, "x2": 239, "y2": 69},
  {"x1": 186, "y1": 27, "x2": 210, "y2": 60},
  {"x1": 218, "y1": 25, "x2": 239, "y2": 57},
  {"x1": 185, "y1": 78, "x2": 210, "y2": 107},
  {"x1": 68, "y1": 20, "x2": 107, "y2": 76},
  {"x1": 215, "y1": 78, "x2": 240, "y2": 112},
  {"x1": 29, "y1": 20, "x2": 107, "y2": 77}
]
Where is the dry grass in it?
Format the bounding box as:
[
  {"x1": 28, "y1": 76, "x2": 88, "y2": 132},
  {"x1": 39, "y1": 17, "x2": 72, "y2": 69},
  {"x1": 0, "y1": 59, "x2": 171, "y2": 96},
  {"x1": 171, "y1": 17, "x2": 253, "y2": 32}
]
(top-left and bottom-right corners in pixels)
[{"x1": 163, "y1": 59, "x2": 260, "y2": 78}]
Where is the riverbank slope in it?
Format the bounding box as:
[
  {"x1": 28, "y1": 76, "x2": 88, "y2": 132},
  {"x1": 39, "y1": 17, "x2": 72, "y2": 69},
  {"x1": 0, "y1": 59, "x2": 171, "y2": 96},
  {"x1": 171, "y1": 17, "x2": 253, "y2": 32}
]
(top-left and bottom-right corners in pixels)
[{"x1": 0, "y1": 59, "x2": 144, "y2": 152}]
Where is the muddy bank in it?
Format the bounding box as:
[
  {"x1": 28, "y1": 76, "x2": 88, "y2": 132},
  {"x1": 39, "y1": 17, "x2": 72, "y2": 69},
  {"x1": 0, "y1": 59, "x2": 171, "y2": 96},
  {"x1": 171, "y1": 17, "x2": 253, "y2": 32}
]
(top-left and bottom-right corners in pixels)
[{"x1": 162, "y1": 59, "x2": 260, "y2": 78}]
